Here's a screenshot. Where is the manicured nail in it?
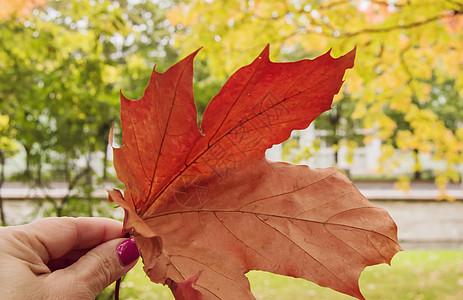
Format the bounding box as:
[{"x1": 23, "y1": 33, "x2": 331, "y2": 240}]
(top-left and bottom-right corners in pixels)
[{"x1": 116, "y1": 238, "x2": 140, "y2": 266}]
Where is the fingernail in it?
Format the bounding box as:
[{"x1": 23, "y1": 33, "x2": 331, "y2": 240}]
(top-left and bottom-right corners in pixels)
[{"x1": 116, "y1": 238, "x2": 139, "y2": 266}]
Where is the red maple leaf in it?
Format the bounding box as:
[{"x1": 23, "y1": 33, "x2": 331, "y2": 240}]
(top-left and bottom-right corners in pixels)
[{"x1": 109, "y1": 45, "x2": 401, "y2": 300}]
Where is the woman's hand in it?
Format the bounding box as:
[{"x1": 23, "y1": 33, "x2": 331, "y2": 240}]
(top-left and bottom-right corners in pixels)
[{"x1": 0, "y1": 217, "x2": 139, "y2": 299}]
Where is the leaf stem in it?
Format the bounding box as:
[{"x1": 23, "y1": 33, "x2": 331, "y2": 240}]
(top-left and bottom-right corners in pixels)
[{"x1": 114, "y1": 278, "x2": 121, "y2": 300}]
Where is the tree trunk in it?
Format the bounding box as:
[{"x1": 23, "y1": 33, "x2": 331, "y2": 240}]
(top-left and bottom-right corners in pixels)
[
  {"x1": 86, "y1": 153, "x2": 92, "y2": 186},
  {"x1": 56, "y1": 200, "x2": 64, "y2": 217},
  {"x1": 24, "y1": 145, "x2": 31, "y2": 178},
  {"x1": 413, "y1": 148, "x2": 421, "y2": 180},
  {"x1": 0, "y1": 151, "x2": 6, "y2": 225},
  {"x1": 103, "y1": 141, "x2": 108, "y2": 180},
  {"x1": 86, "y1": 153, "x2": 94, "y2": 217},
  {"x1": 36, "y1": 158, "x2": 42, "y2": 186},
  {"x1": 330, "y1": 106, "x2": 340, "y2": 166}
]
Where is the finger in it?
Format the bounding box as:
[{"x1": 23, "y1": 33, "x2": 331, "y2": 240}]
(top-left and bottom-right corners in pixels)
[
  {"x1": 48, "y1": 238, "x2": 139, "y2": 299},
  {"x1": 21, "y1": 217, "x2": 124, "y2": 262},
  {"x1": 47, "y1": 249, "x2": 89, "y2": 271}
]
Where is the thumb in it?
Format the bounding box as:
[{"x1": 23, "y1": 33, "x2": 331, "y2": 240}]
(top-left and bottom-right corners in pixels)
[{"x1": 49, "y1": 238, "x2": 140, "y2": 299}]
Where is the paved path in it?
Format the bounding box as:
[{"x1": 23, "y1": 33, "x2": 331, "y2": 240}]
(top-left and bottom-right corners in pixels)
[
  {"x1": 355, "y1": 181, "x2": 463, "y2": 200},
  {"x1": 360, "y1": 181, "x2": 463, "y2": 249},
  {"x1": 3, "y1": 181, "x2": 462, "y2": 201},
  {"x1": 372, "y1": 200, "x2": 463, "y2": 249}
]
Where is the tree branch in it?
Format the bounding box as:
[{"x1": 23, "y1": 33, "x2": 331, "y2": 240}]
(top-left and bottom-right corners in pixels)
[
  {"x1": 370, "y1": 0, "x2": 405, "y2": 8},
  {"x1": 318, "y1": 0, "x2": 350, "y2": 10},
  {"x1": 446, "y1": 0, "x2": 463, "y2": 7},
  {"x1": 345, "y1": 12, "x2": 460, "y2": 38}
]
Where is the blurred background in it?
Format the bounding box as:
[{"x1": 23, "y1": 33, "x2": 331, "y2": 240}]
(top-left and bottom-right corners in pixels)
[{"x1": 1, "y1": 0, "x2": 463, "y2": 299}]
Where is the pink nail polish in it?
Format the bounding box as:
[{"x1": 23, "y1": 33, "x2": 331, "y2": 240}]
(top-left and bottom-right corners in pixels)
[{"x1": 116, "y1": 238, "x2": 140, "y2": 266}]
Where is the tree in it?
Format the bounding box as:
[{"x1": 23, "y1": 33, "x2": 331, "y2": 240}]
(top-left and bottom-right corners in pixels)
[
  {"x1": 166, "y1": 0, "x2": 463, "y2": 191},
  {"x1": 0, "y1": 114, "x2": 18, "y2": 225},
  {"x1": 282, "y1": 93, "x2": 364, "y2": 175},
  {"x1": 0, "y1": 0, "x2": 179, "y2": 218}
]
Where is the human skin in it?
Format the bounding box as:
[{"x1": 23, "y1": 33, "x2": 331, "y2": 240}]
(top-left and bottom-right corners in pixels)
[{"x1": 0, "y1": 217, "x2": 139, "y2": 300}]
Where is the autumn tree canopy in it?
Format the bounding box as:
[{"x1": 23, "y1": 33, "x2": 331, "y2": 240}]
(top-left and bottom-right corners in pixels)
[
  {"x1": 0, "y1": 0, "x2": 179, "y2": 220},
  {"x1": 167, "y1": 0, "x2": 463, "y2": 196}
]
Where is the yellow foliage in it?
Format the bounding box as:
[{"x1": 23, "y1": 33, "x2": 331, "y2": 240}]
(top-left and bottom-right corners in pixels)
[
  {"x1": 167, "y1": 0, "x2": 463, "y2": 189},
  {"x1": 295, "y1": 139, "x2": 321, "y2": 164},
  {"x1": 435, "y1": 173, "x2": 455, "y2": 202},
  {"x1": 394, "y1": 175, "x2": 411, "y2": 193},
  {"x1": 0, "y1": 114, "x2": 9, "y2": 129},
  {"x1": 281, "y1": 139, "x2": 298, "y2": 162},
  {"x1": 0, "y1": 114, "x2": 18, "y2": 156},
  {"x1": 344, "y1": 140, "x2": 357, "y2": 164},
  {"x1": 396, "y1": 130, "x2": 417, "y2": 151},
  {"x1": 377, "y1": 144, "x2": 400, "y2": 173}
]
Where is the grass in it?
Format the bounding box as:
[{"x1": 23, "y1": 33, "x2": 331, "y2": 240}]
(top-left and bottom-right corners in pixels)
[{"x1": 100, "y1": 250, "x2": 463, "y2": 299}]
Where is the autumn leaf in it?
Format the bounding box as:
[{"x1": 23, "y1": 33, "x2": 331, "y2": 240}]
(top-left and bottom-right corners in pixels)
[
  {"x1": 167, "y1": 271, "x2": 203, "y2": 300},
  {"x1": 110, "y1": 45, "x2": 401, "y2": 300}
]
